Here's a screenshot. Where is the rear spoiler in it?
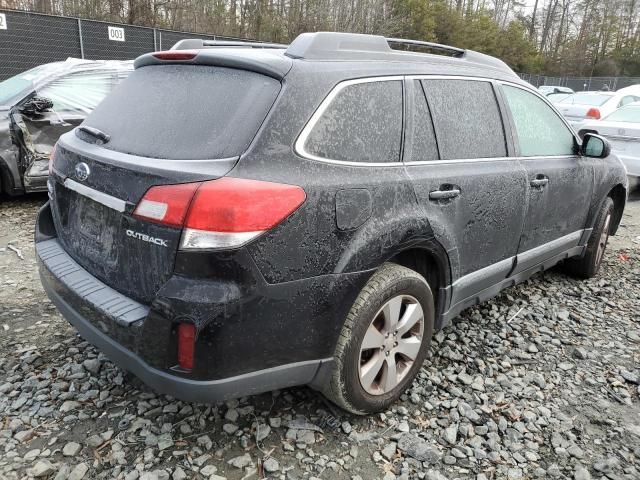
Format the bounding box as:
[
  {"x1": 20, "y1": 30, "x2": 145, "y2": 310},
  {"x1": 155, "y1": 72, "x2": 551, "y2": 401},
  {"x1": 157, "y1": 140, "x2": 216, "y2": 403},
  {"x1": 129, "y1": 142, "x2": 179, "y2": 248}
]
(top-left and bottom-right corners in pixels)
[{"x1": 134, "y1": 49, "x2": 292, "y2": 80}]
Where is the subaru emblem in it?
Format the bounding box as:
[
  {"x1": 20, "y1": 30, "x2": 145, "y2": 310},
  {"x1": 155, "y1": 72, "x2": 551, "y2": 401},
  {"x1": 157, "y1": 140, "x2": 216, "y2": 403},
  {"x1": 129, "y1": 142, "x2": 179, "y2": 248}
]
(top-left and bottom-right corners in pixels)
[{"x1": 75, "y1": 162, "x2": 90, "y2": 182}]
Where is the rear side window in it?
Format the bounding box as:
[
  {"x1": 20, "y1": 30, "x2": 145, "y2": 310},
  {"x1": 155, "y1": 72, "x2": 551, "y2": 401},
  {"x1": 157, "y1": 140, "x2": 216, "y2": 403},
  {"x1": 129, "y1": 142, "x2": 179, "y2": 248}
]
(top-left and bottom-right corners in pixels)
[
  {"x1": 422, "y1": 79, "x2": 506, "y2": 160},
  {"x1": 502, "y1": 85, "x2": 575, "y2": 157},
  {"x1": 84, "y1": 65, "x2": 280, "y2": 160},
  {"x1": 302, "y1": 80, "x2": 402, "y2": 163}
]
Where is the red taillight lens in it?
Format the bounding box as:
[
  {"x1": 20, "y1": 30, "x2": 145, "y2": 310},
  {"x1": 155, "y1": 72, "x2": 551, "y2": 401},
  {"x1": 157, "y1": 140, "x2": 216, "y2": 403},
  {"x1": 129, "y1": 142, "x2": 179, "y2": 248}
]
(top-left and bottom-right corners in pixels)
[
  {"x1": 49, "y1": 143, "x2": 57, "y2": 175},
  {"x1": 152, "y1": 50, "x2": 198, "y2": 60},
  {"x1": 586, "y1": 108, "x2": 601, "y2": 119},
  {"x1": 133, "y1": 178, "x2": 306, "y2": 249},
  {"x1": 185, "y1": 178, "x2": 306, "y2": 232},
  {"x1": 177, "y1": 323, "x2": 196, "y2": 370},
  {"x1": 133, "y1": 182, "x2": 200, "y2": 227}
]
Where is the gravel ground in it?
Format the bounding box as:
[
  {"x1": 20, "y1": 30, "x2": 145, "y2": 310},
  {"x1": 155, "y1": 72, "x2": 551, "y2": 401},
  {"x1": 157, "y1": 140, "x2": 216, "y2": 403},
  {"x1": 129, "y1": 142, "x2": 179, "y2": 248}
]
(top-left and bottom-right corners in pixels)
[{"x1": 1, "y1": 191, "x2": 639, "y2": 480}]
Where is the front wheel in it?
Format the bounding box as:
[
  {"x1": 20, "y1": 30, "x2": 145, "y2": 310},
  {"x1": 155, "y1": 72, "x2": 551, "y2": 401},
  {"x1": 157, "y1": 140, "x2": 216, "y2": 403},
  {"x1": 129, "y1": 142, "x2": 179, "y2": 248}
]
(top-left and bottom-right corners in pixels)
[
  {"x1": 564, "y1": 197, "x2": 614, "y2": 278},
  {"x1": 321, "y1": 263, "x2": 434, "y2": 414}
]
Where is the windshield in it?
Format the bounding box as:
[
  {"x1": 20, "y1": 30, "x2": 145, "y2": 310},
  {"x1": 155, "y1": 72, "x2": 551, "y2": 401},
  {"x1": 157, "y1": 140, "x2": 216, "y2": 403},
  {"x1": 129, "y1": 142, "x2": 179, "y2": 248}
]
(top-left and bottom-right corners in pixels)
[
  {"x1": 604, "y1": 105, "x2": 640, "y2": 123},
  {"x1": 560, "y1": 93, "x2": 612, "y2": 106},
  {"x1": 0, "y1": 65, "x2": 50, "y2": 107}
]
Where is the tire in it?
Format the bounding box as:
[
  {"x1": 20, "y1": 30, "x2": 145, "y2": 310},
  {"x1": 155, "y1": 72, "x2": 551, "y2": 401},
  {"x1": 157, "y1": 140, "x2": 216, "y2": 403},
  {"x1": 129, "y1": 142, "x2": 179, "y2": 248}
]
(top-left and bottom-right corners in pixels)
[
  {"x1": 321, "y1": 263, "x2": 434, "y2": 415},
  {"x1": 564, "y1": 197, "x2": 614, "y2": 279}
]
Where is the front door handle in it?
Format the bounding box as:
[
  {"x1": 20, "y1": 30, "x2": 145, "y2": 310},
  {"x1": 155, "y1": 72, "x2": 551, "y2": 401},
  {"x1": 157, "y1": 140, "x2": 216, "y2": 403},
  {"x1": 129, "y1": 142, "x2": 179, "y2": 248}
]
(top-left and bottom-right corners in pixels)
[
  {"x1": 530, "y1": 176, "x2": 549, "y2": 188},
  {"x1": 429, "y1": 188, "x2": 461, "y2": 200}
]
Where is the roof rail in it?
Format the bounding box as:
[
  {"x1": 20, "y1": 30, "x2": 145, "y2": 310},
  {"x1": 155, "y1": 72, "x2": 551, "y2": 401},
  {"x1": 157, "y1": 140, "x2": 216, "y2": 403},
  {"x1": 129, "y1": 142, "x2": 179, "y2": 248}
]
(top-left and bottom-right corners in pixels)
[
  {"x1": 386, "y1": 37, "x2": 465, "y2": 57},
  {"x1": 171, "y1": 38, "x2": 287, "y2": 50},
  {"x1": 284, "y1": 32, "x2": 513, "y2": 73}
]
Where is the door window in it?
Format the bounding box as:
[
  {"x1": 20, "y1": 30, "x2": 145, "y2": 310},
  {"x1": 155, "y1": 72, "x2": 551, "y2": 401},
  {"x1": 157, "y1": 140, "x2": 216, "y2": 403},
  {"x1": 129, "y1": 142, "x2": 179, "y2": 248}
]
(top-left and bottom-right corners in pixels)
[
  {"x1": 502, "y1": 85, "x2": 576, "y2": 157},
  {"x1": 421, "y1": 79, "x2": 507, "y2": 160},
  {"x1": 303, "y1": 80, "x2": 403, "y2": 163},
  {"x1": 38, "y1": 69, "x2": 114, "y2": 115}
]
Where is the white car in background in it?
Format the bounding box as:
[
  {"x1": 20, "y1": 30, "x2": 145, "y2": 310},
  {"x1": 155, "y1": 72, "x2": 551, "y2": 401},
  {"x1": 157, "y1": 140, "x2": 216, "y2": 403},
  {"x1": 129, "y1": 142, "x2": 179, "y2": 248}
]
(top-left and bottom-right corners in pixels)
[
  {"x1": 557, "y1": 86, "x2": 640, "y2": 130},
  {"x1": 579, "y1": 102, "x2": 640, "y2": 180}
]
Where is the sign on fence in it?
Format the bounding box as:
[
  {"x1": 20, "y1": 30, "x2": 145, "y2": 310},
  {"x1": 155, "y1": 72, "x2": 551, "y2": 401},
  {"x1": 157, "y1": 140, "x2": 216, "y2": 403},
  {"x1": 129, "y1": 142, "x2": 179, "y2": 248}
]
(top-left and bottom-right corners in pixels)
[
  {"x1": 108, "y1": 26, "x2": 125, "y2": 42},
  {"x1": 0, "y1": 13, "x2": 7, "y2": 29}
]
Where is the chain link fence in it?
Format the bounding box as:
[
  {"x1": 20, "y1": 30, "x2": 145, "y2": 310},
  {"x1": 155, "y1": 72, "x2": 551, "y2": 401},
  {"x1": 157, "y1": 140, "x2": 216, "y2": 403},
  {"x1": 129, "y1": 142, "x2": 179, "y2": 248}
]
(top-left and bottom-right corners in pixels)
[
  {"x1": 3, "y1": 8, "x2": 640, "y2": 91},
  {"x1": 518, "y1": 73, "x2": 640, "y2": 92},
  {"x1": 0, "y1": 9, "x2": 256, "y2": 81}
]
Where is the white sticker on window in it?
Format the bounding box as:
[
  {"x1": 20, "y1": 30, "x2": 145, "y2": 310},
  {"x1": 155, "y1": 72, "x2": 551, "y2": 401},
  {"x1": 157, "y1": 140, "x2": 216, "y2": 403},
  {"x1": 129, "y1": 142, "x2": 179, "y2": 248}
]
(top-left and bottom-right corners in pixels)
[
  {"x1": 108, "y1": 26, "x2": 125, "y2": 42},
  {"x1": 0, "y1": 13, "x2": 7, "y2": 30}
]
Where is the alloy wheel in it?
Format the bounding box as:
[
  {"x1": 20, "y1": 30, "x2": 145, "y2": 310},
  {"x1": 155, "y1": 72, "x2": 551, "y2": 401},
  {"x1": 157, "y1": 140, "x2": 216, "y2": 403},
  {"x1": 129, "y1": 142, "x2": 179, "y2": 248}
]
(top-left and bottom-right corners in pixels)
[{"x1": 358, "y1": 295, "x2": 424, "y2": 395}]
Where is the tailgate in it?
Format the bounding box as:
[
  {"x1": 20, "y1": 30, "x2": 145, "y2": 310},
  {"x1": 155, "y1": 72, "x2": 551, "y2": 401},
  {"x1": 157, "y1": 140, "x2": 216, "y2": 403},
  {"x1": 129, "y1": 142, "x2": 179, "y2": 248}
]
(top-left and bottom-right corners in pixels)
[{"x1": 50, "y1": 138, "x2": 237, "y2": 303}]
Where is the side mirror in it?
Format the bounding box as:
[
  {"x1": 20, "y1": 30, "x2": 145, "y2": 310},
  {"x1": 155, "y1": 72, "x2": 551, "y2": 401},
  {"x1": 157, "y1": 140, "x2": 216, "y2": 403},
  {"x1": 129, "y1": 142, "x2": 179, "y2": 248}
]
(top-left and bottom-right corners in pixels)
[{"x1": 581, "y1": 133, "x2": 611, "y2": 158}]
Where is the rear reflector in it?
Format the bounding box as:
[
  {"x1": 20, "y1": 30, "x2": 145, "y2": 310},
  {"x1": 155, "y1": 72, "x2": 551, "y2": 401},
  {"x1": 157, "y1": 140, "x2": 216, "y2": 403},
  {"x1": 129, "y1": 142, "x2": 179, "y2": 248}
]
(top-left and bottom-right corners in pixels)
[
  {"x1": 177, "y1": 323, "x2": 196, "y2": 370},
  {"x1": 586, "y1": 107, "x2": 601, "y2": 119},
  {"x1": 133, "y1": 177, "x2": 306, "y2": 250},
  {"x1": 152, "y1": 50, "x2": 198, "y2": 60}
]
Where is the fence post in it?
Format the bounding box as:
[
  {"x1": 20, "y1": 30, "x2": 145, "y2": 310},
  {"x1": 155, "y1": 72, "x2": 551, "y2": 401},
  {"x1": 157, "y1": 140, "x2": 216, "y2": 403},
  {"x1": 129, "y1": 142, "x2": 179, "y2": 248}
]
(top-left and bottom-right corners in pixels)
[
  {"x1": 153, "y1": 28, "x2": 157, "y2": 50},
  {"x1": 77, "y1": 18, "x2": 84, "y2": 59}
]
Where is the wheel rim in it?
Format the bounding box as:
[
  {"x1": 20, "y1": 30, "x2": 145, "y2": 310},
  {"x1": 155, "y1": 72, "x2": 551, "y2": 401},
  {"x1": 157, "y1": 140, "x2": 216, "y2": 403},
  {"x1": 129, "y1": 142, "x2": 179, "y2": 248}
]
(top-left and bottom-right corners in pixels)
[
  {"x1": 358, "y1": 295, "x2": 424, "y2": 396},
  {"x1": 595, "y1": 212, "x2": 611, "y2": 267}
]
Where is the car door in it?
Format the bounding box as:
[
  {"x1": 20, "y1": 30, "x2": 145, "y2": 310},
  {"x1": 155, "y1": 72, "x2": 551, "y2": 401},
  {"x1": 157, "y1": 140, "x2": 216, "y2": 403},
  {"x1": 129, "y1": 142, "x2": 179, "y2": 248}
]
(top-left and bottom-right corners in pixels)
[
  {"x1": 499, "y1": 83, "x2": 594, "y2": 274},
  {"x1": 404, "y1": 78, "x2": 528, "y2": 309}
]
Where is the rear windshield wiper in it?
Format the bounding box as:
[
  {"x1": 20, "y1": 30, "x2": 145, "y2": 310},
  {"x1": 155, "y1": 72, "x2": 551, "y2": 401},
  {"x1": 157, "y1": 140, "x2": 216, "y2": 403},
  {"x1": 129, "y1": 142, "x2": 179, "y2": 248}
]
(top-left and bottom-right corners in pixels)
[{"x1": 77, "y1": 126, "x2": 111, "y2": 144}]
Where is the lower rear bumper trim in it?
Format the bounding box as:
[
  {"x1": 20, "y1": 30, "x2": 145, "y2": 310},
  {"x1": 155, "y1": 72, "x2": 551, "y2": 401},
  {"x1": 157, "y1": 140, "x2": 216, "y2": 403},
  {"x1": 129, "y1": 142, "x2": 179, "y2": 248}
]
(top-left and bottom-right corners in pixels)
[{"x1": 40, "y1": 268, "x2": 332, "y2": 402}]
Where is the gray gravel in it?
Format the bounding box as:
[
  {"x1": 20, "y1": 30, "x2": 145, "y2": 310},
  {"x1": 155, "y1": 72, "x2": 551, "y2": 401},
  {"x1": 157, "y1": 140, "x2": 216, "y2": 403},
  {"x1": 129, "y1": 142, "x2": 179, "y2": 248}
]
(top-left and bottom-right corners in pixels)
[{"x1": 1, "y1": 192, "x2": 639, "y2": 480}]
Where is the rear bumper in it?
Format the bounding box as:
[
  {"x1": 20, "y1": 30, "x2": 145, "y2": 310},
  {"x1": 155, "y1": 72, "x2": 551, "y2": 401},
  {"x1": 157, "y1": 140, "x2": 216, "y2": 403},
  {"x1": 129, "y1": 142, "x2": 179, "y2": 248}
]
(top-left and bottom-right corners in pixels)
[
  {"x1": 39, "y1": 269, "x2": 330, "y2": 402},
  {"x1": 35, "y1": 201, "x2": 366, "y2": 402}
]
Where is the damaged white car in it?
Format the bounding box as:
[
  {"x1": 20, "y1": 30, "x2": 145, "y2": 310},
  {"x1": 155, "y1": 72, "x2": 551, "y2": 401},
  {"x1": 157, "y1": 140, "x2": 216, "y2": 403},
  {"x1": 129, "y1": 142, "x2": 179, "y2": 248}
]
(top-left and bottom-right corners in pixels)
[{"x1": 0, "y1": 58, "x2": 131, "y2": 196}]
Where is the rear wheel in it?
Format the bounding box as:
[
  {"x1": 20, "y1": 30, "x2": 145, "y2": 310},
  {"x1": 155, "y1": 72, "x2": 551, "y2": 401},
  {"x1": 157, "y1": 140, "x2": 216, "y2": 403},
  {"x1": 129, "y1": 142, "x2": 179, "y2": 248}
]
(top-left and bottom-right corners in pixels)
[
  {"x1": 321, "y1": 263, "x2": 434, "y2": 414},
  {"x1": 564, "y1": 197, "x2": 613, "y2": 278}
]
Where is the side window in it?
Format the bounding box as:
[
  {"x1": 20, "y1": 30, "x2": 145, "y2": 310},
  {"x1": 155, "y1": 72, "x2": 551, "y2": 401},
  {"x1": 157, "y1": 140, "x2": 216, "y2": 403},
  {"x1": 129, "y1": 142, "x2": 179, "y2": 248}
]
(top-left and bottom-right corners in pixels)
[
  {"x1": 619, "y1": 95, "x2": 639, "y2": 107},
  {"x1": 405, "y1": 81, "x2": 438, "y2": 162},
  {"x1": 421, "y1": 79, "x2": 506, "y2": 160},
  {"x1": 502, "y1": 85, "x2": 575, "y2": 157},
  {"x1": 303, "y1": 80, "x2": 402, "y2": 163},
  {"x1": 37, "y1": 70, "x2": 113, "y2": 115}
]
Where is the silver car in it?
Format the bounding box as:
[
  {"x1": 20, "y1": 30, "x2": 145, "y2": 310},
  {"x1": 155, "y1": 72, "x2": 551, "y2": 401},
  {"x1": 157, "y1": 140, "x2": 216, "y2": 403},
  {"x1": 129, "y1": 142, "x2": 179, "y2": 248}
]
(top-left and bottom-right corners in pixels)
[
  {"x1": 557, "y1": 88, "x2": 640, "y2": 130},
  {"x1": 579, "y1": 102, "x2": 640, "y2": 179}
]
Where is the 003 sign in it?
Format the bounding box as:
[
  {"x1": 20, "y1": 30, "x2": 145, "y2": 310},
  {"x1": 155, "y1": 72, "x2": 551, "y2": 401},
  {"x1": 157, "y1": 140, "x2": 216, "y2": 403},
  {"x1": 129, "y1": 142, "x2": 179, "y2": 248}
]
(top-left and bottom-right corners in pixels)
[{"x1": 108, "y1": 26, "x2": 125, "y2": 42}]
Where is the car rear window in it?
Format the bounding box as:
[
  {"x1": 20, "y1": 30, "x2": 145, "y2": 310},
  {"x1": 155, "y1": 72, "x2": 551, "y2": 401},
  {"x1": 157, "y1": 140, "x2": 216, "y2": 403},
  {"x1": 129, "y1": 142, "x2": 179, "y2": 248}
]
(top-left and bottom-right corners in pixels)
[
  {"x1": 604, "y1": 105, "x2": 640, "y2": 123},
  {"x1": 560, "y1": 93, "x2": 612, "y2": 106},
  {"x1": 83, "y1": 65, "x2": 281, "y2": 160}
]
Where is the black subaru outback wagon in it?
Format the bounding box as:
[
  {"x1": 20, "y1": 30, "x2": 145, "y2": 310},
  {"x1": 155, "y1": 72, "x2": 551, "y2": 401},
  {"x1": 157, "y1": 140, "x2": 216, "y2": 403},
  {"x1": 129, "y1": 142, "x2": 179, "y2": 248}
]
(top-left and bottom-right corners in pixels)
[{"x1": 37, "y1": 32, "x2": 628, "y2": 414}]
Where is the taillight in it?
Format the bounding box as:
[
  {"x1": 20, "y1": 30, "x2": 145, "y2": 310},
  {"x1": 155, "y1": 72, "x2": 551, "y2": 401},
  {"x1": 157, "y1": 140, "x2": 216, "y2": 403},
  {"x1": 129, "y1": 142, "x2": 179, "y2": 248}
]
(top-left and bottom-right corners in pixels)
[
  {"x1": 133, "y1": 182, "x2": 200, "y2": 227},
  {"x1": 177, "y1": 323, "x2": 196, "y2": 370},
  {"x1": 152, "y1": 50, "x2": 198, "y2": 60},
  {"x1": 133, "y1": 178, "x2": 306, "y2": 250},
  {"x1": 586, "y1": 108, "x2": 601, "y2": 119},
  {"x1": 49, "y1": 143, "x2": 57, "y2": 175}
]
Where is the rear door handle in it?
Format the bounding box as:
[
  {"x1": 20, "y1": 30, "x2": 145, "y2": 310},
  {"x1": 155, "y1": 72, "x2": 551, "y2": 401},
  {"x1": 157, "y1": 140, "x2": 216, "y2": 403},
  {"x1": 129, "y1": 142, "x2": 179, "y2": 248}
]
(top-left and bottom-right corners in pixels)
[
  {"x1": 530, "y1": 176, "x2": 549, "y2": 188},
  {"x1": 429, "y1": 188, "x2": 461, "y2": 200}
]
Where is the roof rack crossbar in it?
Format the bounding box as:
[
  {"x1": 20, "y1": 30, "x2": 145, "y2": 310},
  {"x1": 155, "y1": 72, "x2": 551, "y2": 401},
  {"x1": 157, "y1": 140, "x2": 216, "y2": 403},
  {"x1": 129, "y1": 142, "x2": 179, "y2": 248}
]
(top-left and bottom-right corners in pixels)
[{"x1": 385, "y1": 38, "x2": 465, "y2": 57}]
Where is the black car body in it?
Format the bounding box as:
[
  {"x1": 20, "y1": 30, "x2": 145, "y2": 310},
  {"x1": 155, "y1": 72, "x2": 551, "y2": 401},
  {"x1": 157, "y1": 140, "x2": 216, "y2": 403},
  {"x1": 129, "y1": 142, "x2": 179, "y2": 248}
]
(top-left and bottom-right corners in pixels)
[
  {"x1": 36, "y1": 33, "x2": 628, "y2": 413},
  {"x1": 0, "y1": 59, "x2": 131, "y2": 195}
]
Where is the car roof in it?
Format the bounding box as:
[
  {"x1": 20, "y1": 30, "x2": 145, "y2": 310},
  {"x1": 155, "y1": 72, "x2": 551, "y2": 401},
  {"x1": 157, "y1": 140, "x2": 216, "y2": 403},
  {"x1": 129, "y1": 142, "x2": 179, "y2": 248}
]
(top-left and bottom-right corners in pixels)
[{"x1": 135, "y1": 32, "x2": 523, "y2": 84}]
